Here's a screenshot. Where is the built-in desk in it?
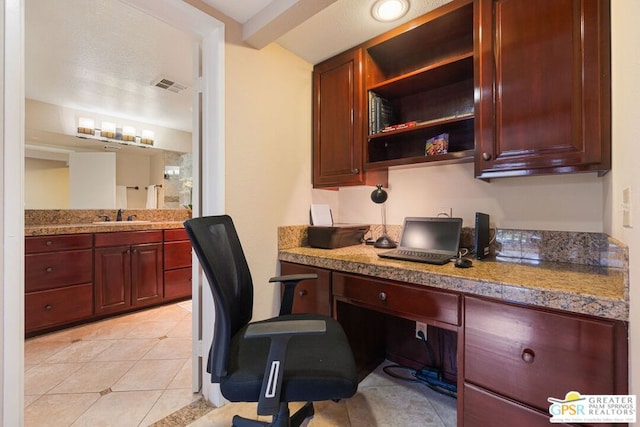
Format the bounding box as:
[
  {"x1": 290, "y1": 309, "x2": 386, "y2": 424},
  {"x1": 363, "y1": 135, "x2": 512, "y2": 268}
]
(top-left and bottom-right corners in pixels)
[{"x1": 278, "y1": 233, "x2": 629, "y2": 427}]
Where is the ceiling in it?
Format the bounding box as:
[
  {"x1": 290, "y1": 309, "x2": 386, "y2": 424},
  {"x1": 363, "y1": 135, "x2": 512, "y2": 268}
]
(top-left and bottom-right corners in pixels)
[{"x1": 25, "y1": 0, "x2": 448, "y2": 155}]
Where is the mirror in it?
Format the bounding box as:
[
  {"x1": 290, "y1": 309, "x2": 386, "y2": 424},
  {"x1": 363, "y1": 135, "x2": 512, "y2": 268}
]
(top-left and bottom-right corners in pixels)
[{"x1": 24, "y1": 0, "x2": 195, "y2": 209}]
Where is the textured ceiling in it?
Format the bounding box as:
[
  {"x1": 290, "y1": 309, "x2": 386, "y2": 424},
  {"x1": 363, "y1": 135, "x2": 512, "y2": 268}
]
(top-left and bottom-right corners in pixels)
[{"x1": 25, "y1": 0, "x2": 449, "y2": 154}]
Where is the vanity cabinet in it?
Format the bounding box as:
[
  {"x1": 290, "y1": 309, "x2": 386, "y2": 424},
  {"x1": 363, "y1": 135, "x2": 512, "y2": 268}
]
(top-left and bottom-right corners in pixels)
[
  {"x1": 463, "y1": 296, "x2": 627, "y2": 426},
  {"x1": 94, "y1": 231, "x2": 163, "y2": 315},
  {"x1": 313, "y1": 49, "x2": 387, "y2": 188},
  {"x1": 25, "y1": 234, "x2": 94, "y2": 334},
  {"x1": 163, "y1": 228, "x2": 192, "y2": 300},
  {"x1": 474, "y1": 0, "x2": 611, "y2": 179},
  {"x1": 280, "y1": 262, "x2": 331, "y2": 316}
]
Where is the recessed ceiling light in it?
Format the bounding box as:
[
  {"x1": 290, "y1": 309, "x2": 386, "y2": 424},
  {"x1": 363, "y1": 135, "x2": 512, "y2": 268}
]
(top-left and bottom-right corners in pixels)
[{"x1": 371, "y1": 0, "x2": 410, "y2": 22}]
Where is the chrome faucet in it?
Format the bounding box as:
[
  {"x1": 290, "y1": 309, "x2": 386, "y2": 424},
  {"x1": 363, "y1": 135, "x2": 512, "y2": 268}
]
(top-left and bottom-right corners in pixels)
[{"x1": 116, "y1": 209, "x2": 124, "y2": 221}]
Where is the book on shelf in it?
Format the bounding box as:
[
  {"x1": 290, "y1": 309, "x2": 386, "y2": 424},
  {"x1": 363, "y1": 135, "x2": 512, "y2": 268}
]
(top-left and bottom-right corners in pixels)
[
  {"x1": 381, "y1": 121, "x2": 417, "y2": 133},
  {"x1": 369, "y1": 91, "x2": 395, "y2": 134}
]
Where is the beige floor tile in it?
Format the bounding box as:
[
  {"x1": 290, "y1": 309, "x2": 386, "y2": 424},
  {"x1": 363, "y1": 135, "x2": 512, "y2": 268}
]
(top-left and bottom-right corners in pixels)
[
  {"x1": 70, "y1": 390, "x2": 162, "y2": 427},
  {"x1": 167, "y1": 317, "x2": 192, "y2": 338},
  {"x1": 24, "y1": 339, "x2": 73, "y2": 365},
  {"x1": 49, "y1": 360, "x2": 135, "y2": 394},
  {"x1": 124, "y1": 321, "x2": 176, "y2": 339},
  {"x1": 143, "y1": 337, "x2": 192, "y2": 360},
  {"x1": 167, "y1": 359, "x2": 193, "y2": 389},
  {"x1": 94, "y1": 338, "x2": 159, "y2": 361},
  {"x1": 24, "y1": 362, "x2": 84, "y2": 396},
  {"x1": 188, "y1": 402, "x2": 261, "y2": 427},
  {"x1": 45, "y1": 339, "x2": 114, "y2": 363},
  {"x1": 112, "y1": 358, "x2": 185, "y2": 391},
  {"x1": 140, "y1": 388, "x2": 201, "y2": 426},
  {"x1": 24, "y1": 393, "x2": 100, "y2": 427}
]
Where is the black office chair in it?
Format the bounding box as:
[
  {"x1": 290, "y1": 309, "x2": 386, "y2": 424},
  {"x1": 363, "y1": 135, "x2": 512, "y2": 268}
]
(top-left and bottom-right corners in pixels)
[{"x1": 184, "y1": 215, "x2": 358, "y2": 427}]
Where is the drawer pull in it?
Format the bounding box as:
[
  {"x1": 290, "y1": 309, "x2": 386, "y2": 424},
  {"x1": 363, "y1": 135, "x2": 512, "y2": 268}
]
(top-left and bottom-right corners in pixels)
[
  {"x1": 45, "y1": 304, "x2": 53, "y2": 311},
  {"x1": 298, "y1": 290, "x2": 307, "y2": 297},
  {"x1": 45, "y1": 240, "x2": 53, "y2": 246},
  {"x1": 45, "y1": 267, "x2": 53, "y2": 273},
  {"x1": 521, "y1": 348, "x2": 535, "y2": 363},
  {"x1": 378, "y1": 292, "x2": 387, "y2": 301}
]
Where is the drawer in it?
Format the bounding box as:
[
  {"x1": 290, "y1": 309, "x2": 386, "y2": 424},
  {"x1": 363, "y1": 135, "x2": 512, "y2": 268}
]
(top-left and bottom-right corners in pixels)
[
  {"x1": 25, "y1": 234, "x2": 92, "y2": 254},
  {"x1": 280, "y1": 262, "x2": 331, "y2": 316},
  {"x1": 25, "y1": 249, "x2": 93, "y2": 292},
  {"x1": 94, "y1": 230, "x2": 162, "y2": 247},
  {"x1": 164, "y1": 267, "x2": 192, "y2": 300},
  {"x1": 164, "y1": 241, "x2": 192, "y2": 270},
  {"x1": 464, "y1": 296, "x2": 618, "y2": 412},
  {"x1": 463, "y1": 383, "x2": 571, "y2": 427},
  {"x1": 25, "y1": 283, "x2": 94, "y2": 332},
  {"x1": 164, "y1": 228, "x2": 189, "y2": 242},
  {"x1": 332, "y1": 272, "x2": 460, "y2": 326}
]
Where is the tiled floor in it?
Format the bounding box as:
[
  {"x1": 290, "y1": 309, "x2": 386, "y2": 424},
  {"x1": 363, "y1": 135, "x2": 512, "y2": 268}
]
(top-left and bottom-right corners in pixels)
[
  {"x1": 25, "y1": 301, "x2": 457, "y2": 427},
  {"x1": 24, "y1": 301, "x2": 197, "y2": 427}
]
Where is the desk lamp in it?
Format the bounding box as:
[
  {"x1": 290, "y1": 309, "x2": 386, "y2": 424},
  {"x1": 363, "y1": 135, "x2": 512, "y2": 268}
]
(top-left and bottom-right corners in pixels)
[{"x1": 371, "y1": 184, "x2": 397, "y2": 248}]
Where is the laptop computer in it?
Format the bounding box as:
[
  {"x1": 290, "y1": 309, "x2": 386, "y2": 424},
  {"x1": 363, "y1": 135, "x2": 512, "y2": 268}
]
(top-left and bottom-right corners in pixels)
[{"x1": 378, "y1": 217, "x2": 463, "y2": 265}]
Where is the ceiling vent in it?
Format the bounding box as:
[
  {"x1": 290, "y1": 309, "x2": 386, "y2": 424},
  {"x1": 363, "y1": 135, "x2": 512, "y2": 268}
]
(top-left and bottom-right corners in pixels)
[
  {"x1": 152, "y1": 77, "x2": 188, "y2": 94},
  {"x1": 103, "y1": 145, "x2": 122, "y2": 151}
]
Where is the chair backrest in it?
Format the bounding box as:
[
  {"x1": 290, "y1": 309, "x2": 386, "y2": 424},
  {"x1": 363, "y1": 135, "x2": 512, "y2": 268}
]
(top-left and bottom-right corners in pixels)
[{"x1": 183, "y1": 215, "x2": 254, "y2": 381}]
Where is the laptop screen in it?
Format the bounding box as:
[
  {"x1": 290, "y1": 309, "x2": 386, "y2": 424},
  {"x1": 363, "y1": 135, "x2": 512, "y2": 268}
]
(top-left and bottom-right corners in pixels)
[{"x1": 399, "y1": 217, "x2": 462, "y2": 254}]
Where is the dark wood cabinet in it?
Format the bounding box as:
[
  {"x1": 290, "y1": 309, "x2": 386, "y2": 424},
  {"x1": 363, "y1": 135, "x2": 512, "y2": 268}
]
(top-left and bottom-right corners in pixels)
[
  {"x1": 94, "y1": 231, "x2": 163, "y2": 315},
  {"x1": 364, "y1": 0, "x2": 475, "y2": 168},
  {"x1": 464, "y1": 296, "x2": 627, "y2": 427},
  {"x1": 163, "y1": 228, "x2": 192, "y2": 301},
  {"x1": 313, "y1": 49, "x2": 387, "y2": 188},
  {"x1": 280, "y1": 262, "x2": 331, "y2": 316},
  {"x1": 475, "y1": 0, "x2": 611, "y2": 178},
  {"x1": 25, "y1": 234, "x2": 94, "y2": 333}
]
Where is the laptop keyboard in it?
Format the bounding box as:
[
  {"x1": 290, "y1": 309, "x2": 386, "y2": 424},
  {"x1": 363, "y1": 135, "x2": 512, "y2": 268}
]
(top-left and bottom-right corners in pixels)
[{"x1": 380, "y1": 249, "x2": 453, "y2": 265}]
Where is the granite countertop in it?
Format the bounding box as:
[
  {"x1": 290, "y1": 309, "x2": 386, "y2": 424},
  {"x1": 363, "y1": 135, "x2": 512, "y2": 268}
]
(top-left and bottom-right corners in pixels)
[
  {"x1": 279, "y1": 244, "x2": 628, "y2": 321},
  {"x1": 25, "y1": 220, "x2": 186, "y2": 236}
]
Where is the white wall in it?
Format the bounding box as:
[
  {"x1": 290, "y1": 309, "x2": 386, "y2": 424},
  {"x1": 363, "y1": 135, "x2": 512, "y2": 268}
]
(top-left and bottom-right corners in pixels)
[
  {"x1": 68, "y1": 152, "x2": 116, "y2": 208},
  {"x1": 24, "y1": 158, "x2": 69, "y2": 208},
  {"x1": 608, "y1": 0, "x2": 640, "y2": 409}
]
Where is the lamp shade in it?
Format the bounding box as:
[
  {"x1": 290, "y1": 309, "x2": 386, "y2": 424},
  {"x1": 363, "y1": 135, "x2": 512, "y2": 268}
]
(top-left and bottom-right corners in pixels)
[{"x1": 371, "y1": 184, "x2": 388, "y2": 204}]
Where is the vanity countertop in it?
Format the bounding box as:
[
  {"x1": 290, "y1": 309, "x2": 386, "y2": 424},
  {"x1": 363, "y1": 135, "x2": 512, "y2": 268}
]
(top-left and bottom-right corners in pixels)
[
  {"x1": 25, "y1": 221, "x2": 186, "y2": 236},
  {"x1": 279, "y1": 244, "x2": 628, "y2": 321}
]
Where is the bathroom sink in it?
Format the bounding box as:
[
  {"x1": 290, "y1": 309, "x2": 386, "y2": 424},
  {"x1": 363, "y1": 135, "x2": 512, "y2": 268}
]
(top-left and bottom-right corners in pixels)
[{"x1": 92, "y1": 220, "x2": 152, "y2": 225}]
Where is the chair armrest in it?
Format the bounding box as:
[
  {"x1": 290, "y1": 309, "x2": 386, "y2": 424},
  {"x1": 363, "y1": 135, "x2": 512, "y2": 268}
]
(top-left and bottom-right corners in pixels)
[
  {"x1": 245, "y1": 319, "x2": 326, "y2": 416},
  {"x1": 269, "y1": 274, "x2": 319, "y2": 316},
  {"x1": 245, "y1": 319, "x2": 326, "y2": 338}
]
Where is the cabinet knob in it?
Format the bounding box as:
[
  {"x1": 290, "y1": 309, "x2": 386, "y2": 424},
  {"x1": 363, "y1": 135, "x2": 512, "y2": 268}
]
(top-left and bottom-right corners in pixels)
[
  {"x1": 482, "y1": 152, "x2": 492, "y2": 161},
  {"x1": 351, "y1": 168, "x2": 359, "y2": 174},
  {"x1": 521, "y1": 348, "x2": 535, "y2": 363},
  {"x1": 45, "y1": 267, "x2": 53, "y2": 273},
  {"x1": 298, "y1": 290, "x2": 307, "y2": 297},
  {"x1": 45, "y1": 240, "x2": 53, "y2": 246},
  {"x1": 378, "y1": 292, "x2": 387, "y2": 301},
  {"x1": 44, "y1": 304, "x2": 53, "y2": 311}
]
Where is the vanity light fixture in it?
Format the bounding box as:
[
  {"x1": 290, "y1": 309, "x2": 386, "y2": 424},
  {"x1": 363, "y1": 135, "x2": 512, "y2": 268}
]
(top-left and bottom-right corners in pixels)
[
  {"x1": 371, "y1": 0, "x2": 410, "y2": 22},
  {"x1": 101, "y1": 121, "x2": 116, "y2": 139},
  {"x1": 140, "y1": 130, "x2": 155, "y2": 145},
  {"x1": 77, "y1": 117, "x2": 95, "y2": 135},
  {"x1": 122, "y1": 126, "x2": 136, "y2": 142}
]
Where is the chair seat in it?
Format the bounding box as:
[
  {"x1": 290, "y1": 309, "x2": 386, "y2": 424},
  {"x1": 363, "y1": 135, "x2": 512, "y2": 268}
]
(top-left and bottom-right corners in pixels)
[{"x1": 220, "y1": 313, "x2": 358, "y2": 403}]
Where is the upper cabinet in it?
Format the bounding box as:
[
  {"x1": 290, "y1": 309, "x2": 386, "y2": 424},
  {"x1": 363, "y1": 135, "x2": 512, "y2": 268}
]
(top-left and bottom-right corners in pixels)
[
  {"x1": 475, "y1": 0, "x2": 611, "y2": 179},
  {"x1": 313, "y1": 49, "x2": 388, "y2": 188},
  {"x1": 364, "y1": 0, "x2": 475, "y2": 169},
  {"x1": 312, "y1": 0, "x2": 611, "y2": 186}
]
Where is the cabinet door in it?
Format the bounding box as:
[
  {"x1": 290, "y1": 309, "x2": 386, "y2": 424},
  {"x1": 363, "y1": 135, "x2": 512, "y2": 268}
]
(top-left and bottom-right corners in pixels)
[
  {"x1": 464, "y1": 297, "x2": 622, "y2": 413},
  {"x1": 475, "y1": 0, "x2": 610, "y2": 178},
  {"x1": 280, "y1": 262, "x2": 331, "y2": 316},
  {"x1": 94, "y1": 245, "x2": 131, "y2": 315},
  {"x1": 313, "y1": 49, "x2": 387, "y2": 188},
  {"x1": 131, "y1": 243, "x2": 163, "y2": 307}
]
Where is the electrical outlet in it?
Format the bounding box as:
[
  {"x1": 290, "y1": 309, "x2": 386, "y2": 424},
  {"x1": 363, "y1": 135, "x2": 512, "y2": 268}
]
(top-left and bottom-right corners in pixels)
[
  {"x1": 415, "y1": 321, "x2": 427, "y2": 340},
  {"x1": 436, "y1": 207, "x2": 452, "y2": 218}
]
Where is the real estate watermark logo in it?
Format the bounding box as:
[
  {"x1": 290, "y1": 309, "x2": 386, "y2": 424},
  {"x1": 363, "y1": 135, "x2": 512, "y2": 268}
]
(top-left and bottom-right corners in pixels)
[{"x1": 548, "y1": 391, "x2": 636, "y2": 423}]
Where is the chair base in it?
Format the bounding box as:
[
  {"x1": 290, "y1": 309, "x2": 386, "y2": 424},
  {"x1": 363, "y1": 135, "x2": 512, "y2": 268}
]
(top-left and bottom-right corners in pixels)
[{"x1": 231, "y1": 402, "x2": 314, "y2": 427}]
